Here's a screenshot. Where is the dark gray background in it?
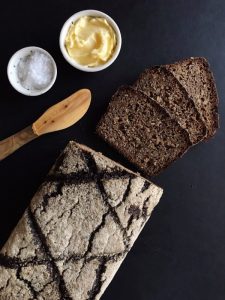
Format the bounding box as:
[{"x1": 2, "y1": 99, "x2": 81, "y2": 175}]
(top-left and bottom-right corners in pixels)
[{"x1": 0, "y1": 0, "x2": 224, "y2": 299}]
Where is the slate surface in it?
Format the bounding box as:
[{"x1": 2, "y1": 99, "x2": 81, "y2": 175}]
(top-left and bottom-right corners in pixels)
[{"x1": 0, "y1": 0, "x2": 224, "y2": 299}]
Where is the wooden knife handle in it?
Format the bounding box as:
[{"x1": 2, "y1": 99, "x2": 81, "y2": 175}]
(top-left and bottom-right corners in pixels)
[{"x1": 0, "y1": 126, "x2": 37, "y2": 161}]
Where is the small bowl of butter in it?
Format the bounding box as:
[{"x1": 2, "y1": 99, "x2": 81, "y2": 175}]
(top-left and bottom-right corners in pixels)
[{"x1": 59, "y1": 10, "x2": 122, "y2": 72}]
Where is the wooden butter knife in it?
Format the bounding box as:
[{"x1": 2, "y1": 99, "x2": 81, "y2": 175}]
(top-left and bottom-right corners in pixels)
[{"x1": 0, "y1": 89, "x2": 91, "y2": 161}]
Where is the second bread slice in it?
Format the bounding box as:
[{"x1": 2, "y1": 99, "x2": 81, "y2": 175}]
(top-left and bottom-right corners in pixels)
[
  {"x1": 97, "y1": 86, "x2": 191, "y2": 176},
  {"x1": 133, "y1": 66, "x2": 206, "y2": 144},
  {"x1": 165, "y1": 57, "x2": 219, "y2": 138}
]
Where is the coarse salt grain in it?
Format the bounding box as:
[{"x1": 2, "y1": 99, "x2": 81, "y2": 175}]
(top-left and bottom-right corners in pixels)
[{"x1": 17, "y1": 50, "x2": 54, "y2": 91}]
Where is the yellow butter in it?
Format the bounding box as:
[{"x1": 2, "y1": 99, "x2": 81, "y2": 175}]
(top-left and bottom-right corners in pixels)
[{"x1": 65, "y1": 16, "x2": 117, "y2": 67}]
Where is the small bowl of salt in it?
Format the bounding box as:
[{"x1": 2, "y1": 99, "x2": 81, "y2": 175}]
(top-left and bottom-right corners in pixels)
[{"x1": 7, "y1": 46, "x2": 57, "y2": 96}]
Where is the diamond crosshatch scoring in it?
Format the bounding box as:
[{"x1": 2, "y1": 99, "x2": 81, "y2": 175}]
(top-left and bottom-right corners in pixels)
[{"x1": 0, "y1": 142, "x2": 162, "y2": 299}]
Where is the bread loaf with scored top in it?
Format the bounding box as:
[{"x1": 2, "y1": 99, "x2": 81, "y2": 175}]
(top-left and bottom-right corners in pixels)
[{"x1": 0, "y1": 141, "x2": 163, "y2": 300}]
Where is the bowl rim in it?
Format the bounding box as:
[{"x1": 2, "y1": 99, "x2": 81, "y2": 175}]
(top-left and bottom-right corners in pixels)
[
  {"x1": 59, "y1": 9, "x2": 122, "y2": 72},
  {"x1": 7, "y1": 46, "x2": 57, "y2": 96}
]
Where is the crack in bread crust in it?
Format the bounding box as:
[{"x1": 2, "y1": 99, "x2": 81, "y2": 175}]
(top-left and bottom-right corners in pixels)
[{"x1": 27, "y1": 207, "x2": 73, "y2": 300}]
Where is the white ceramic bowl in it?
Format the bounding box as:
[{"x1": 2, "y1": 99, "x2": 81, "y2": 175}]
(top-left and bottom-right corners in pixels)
[
  {"x1": 59, "y1": 10, "x2": 122, "y2": 72},
  {"x1": 7, "y1": 46, "x2": 57, "y2": 96}
]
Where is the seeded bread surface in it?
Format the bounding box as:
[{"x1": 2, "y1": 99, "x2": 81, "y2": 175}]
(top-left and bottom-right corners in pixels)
[
  {"x1": 97, "y1": 86, "x2": 191, "y2": 177},
  {"x1": 0, "y1": 141, "x2": 163, "y2": 300},
  {"x1": 165, "y1": 57, "x2": 219, "y2": 138},
  {"x1": 133, "y1": 66, "x2": 206, "y2": 144}
]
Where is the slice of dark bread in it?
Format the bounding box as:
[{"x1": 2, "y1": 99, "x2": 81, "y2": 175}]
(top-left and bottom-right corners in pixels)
[
  {"x1": 133, "y1": 66, "x2": 206, "y2": 144},
  {"x1": 96, "y1": 86, "x2": 191, "y2": 177},
  {"x1": 165, "y1": 57, "x2": 219, "y2": 138}
]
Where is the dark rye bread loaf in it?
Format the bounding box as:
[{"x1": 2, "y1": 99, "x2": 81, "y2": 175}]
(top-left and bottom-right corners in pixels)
[
  {"x1": 133, "y1": 66, "x2": 207, "y2": 144},
  {"x1": 0, "y1": 141, "x2": 163, "y2": 300},
  {"x1": 96, "y1": 86, "x2": 191, "y2": 177},
  {"x1": 165, "y1": 57, "x2": 219, "y2": 138}
]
